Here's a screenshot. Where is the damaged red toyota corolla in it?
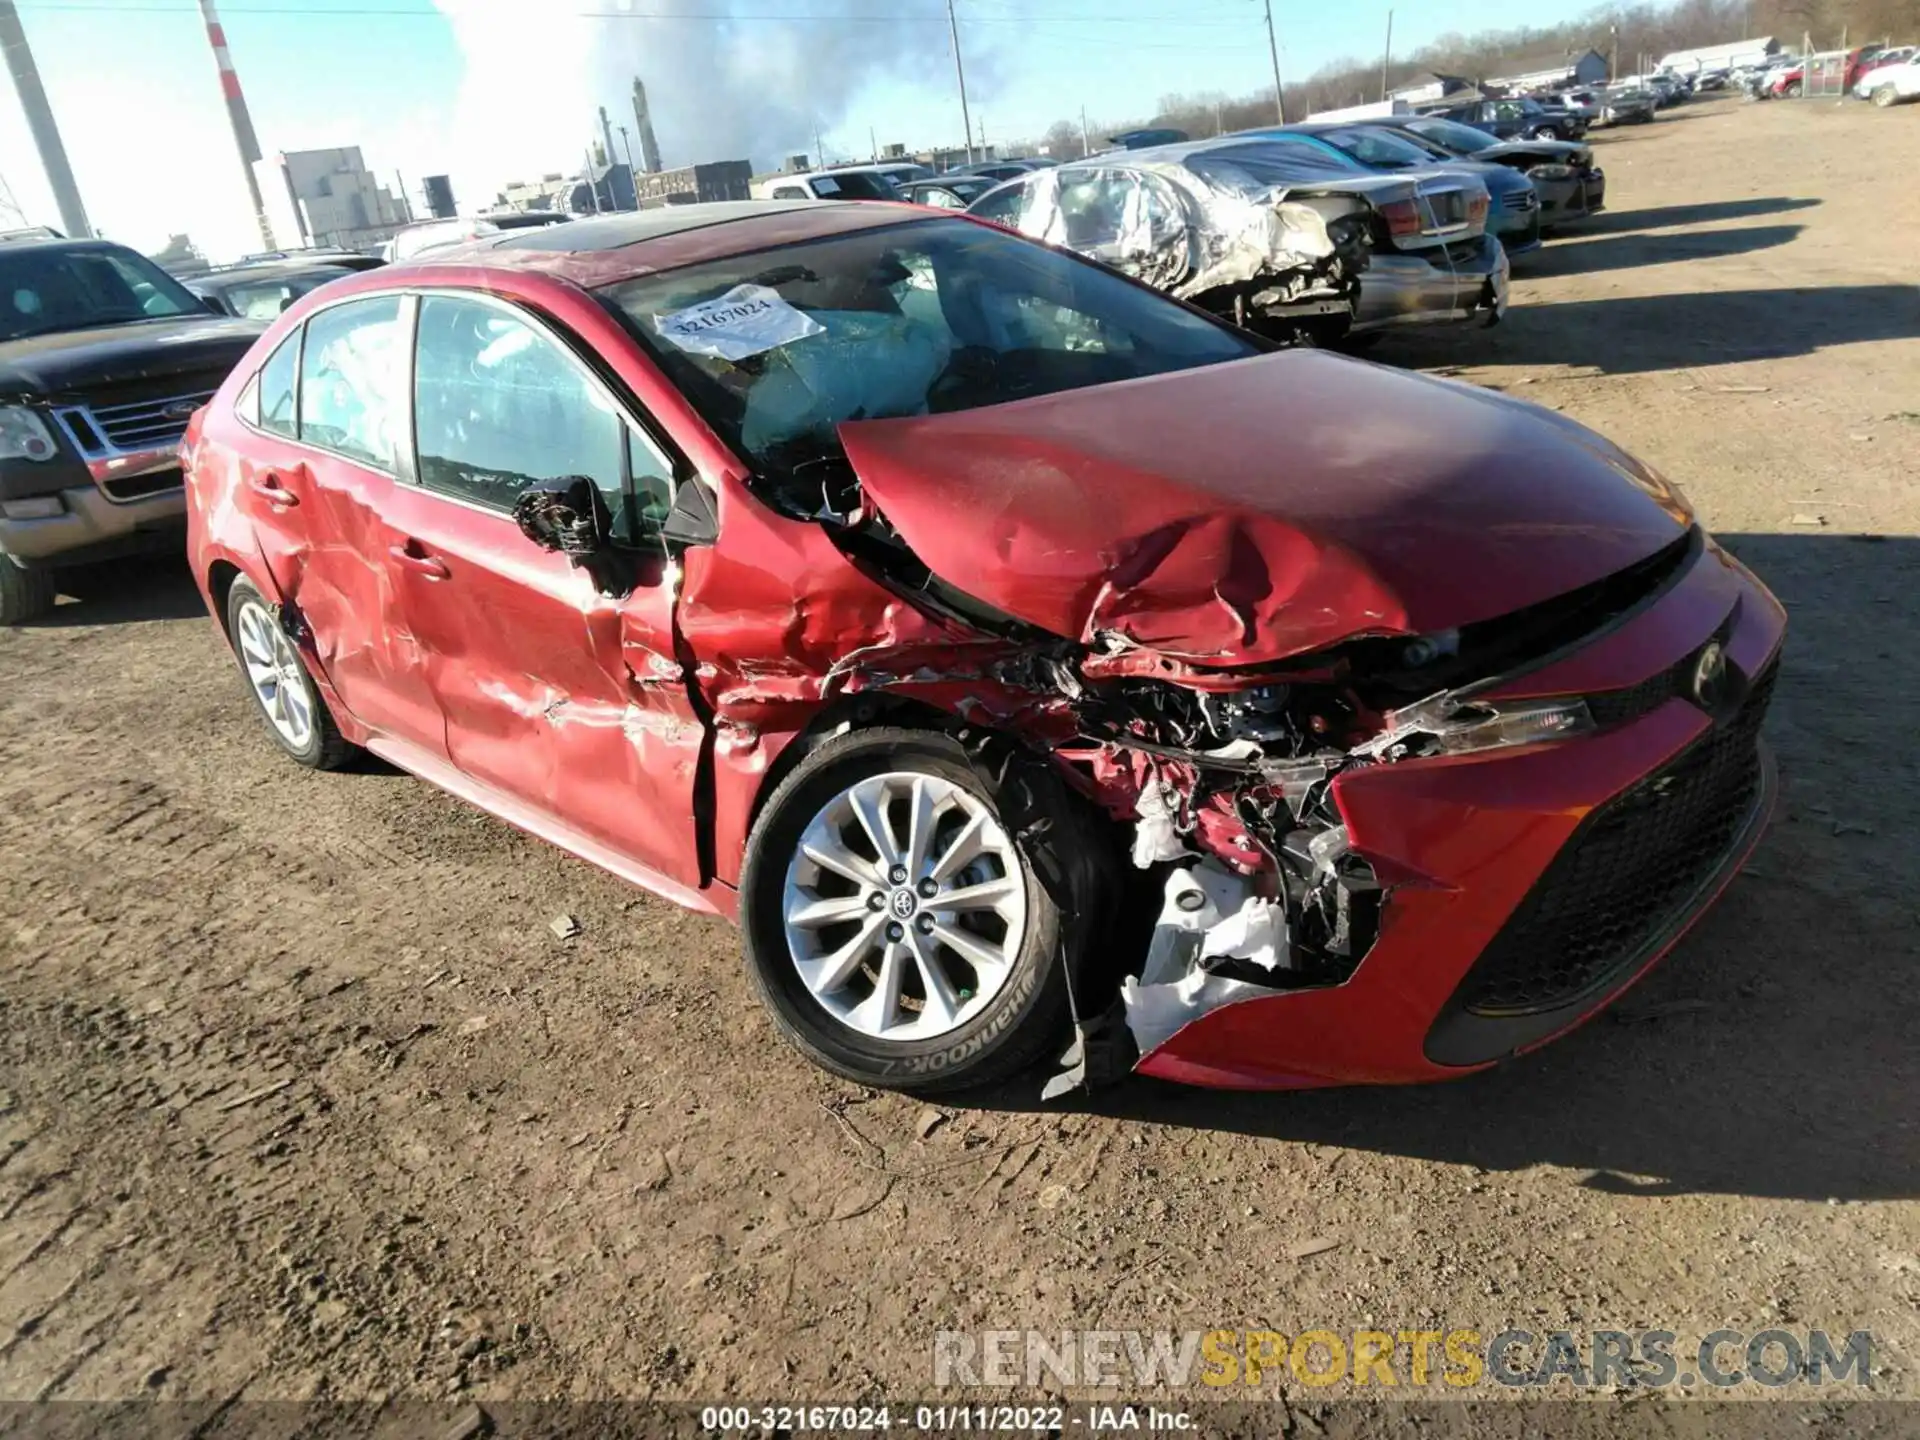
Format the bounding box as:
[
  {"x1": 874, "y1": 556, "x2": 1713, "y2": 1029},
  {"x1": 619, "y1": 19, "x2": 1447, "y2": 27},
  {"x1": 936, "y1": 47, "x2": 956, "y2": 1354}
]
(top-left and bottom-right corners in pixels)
[{"x1": 183, "y1": 202, "x2": 1786, "y2": 1095}]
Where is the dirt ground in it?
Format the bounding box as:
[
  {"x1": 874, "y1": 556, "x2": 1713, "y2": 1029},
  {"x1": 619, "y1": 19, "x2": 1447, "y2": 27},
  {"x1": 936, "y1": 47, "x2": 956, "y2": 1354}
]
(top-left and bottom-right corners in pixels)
[{"x1": 2, "y1": 95, "x2": 1918, "y2": 1427}]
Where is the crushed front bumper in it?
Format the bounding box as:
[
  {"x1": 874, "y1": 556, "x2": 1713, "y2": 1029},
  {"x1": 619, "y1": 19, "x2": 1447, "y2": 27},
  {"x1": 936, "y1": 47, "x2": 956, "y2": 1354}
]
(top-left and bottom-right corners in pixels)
[{"x1": 1132, "y1": 536, "x2": 1787, "y2": 1090}]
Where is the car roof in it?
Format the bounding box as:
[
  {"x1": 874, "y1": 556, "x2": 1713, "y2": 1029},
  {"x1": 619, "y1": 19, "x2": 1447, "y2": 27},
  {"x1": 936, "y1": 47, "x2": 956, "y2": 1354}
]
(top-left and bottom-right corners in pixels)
[
  {"x1": 0, "y1": 235, "x2": 139, "y2": 257},
  {"x1": 399, "y1": 200, "x2": 937, "y2": 288},
  {"x1": 195, "y1": 260, "x2": 355, "y2": 286}
]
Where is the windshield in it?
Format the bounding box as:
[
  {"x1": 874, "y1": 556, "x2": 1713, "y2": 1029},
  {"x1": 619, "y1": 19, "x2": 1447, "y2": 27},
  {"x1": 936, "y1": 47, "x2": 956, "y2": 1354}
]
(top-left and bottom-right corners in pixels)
[
  {"x1": 917, "y1": 177, "x2": 996, "y2": 204},
  {"x1": 812, "y1": 172, "x2": 900, "y2": 200},
  {"x1": 0, "y1": 244, "x2": 205, "y2": 340},
  {"x1": 1313, "y1": 127, "x2": 1437, "y2": 170},
  {"x1": 1402, "y1": 116, "x2": 1502, "y2": 154},
  {"x1": 601, "y1": 217, "x2": 1259, "y2": 485}
]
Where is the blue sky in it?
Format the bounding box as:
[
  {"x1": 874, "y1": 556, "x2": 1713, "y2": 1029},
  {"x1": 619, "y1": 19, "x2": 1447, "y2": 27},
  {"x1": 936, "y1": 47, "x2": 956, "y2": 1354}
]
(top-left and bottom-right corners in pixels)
[{"x1": 0, "y1": 0, "x2": 1595, "y2": 259}]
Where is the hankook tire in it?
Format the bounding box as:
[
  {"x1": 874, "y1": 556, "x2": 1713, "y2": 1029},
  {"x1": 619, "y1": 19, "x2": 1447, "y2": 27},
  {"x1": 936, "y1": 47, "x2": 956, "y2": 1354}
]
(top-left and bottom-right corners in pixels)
[
  {"x1": 224, "y1": 576, "x2": 356, "y2": 770},
  {"x1": 739, "y1": 727, "x2": 1094, "y2": 1094}
]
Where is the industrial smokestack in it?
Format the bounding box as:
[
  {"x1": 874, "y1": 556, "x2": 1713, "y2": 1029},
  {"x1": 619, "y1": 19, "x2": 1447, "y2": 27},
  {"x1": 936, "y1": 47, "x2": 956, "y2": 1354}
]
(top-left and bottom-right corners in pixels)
[
  {"x1": 0, "y1": 1, "x2": 91, "y2": 236},
  {"x1": 630, "y1": 76, "x2": 662, "y2": 174},
  {"x1": 598, "y1": 106, "x2": 618, "y2": 174},
  {"x1": 194, "y1": 0, "x2": 275, "y2": 249}
]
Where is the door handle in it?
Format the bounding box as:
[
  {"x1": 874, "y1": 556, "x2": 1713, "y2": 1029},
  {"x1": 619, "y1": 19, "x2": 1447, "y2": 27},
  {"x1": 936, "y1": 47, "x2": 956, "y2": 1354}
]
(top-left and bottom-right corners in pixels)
[
  {"x1": 247, "y1": 473, "x2": 298, "y2": 509},
  {"x1": 388, "y1": 540, "x2": 450, "y2": 580}
]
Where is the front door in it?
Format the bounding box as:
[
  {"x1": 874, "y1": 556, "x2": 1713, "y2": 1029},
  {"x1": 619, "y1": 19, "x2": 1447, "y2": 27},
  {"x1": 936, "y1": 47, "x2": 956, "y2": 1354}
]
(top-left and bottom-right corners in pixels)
[{"x1": 382, "y1": 291, "x2": 706, "y2": 891}]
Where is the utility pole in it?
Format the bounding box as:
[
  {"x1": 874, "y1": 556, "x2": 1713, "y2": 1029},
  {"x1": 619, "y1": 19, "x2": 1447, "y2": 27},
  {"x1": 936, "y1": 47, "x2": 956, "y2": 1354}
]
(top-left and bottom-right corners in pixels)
[
  {"x1": 1609, "y1": 22, "x2": 1618, "y2": 80},
  {"x1": 1079, "y1": 105, "x2": 1090, "y2": 158},
  {"x1": 583, "y1": 147, "x2": 601, "y2": 213},
  {"x1": 617, "y1": 124, "x2": 637, "y2": 203},
  {"x1": 194, "y1": 0, "x2": 274, "y2": 250},
  {"x1": 1263, "y1": 0, "x2": 1287, "y2": 123},
  {"x1": 1380, "y1": 9, "x2": 1395, "y2": 101},
  {"x1": 947, "y1": 0, "x2": 975, "y2": 163},
  {"x1": 394, "y1": 170, "x2": 413, "y2": 224},
  {"x1": 0, "y1": 1, "x2": 90, "y2": 236}
]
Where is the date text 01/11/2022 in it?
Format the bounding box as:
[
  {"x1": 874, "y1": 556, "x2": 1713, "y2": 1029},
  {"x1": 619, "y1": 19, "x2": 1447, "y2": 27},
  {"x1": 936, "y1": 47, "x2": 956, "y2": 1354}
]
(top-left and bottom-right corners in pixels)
[{"x1": 699, "y1": 1404, "x2": 1195, "y2": 1431}]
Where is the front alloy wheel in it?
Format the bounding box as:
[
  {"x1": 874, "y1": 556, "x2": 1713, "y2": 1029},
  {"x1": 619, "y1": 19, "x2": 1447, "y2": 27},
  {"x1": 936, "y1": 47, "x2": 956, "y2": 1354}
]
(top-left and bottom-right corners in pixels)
[
  {"x1": 783, "y1": 770, "x2": 1029, "y2": 1043},
  {"x1": 740, "y1": 727, "x2": 1098, "y2": 1093}
]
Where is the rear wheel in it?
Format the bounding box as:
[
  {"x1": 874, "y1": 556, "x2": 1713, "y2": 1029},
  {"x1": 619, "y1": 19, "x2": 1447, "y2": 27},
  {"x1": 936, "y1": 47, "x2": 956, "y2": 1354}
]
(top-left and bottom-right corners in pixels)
[
  {"x1": 0, "y1": 557, "x2": 55, "y2": 626},
  {"x1": 224, "y1": 576, "x2": 356, "y2": 769},
  {"x1": 739, "y1": 727, "x2": 1098, "y2": 1094},
  {"x1": 1784, "y1": 81, "x2": 1803, "y2": 97},
  {"x1": 1536, "y1": 125, "x2": 1562, "y2": 140}
]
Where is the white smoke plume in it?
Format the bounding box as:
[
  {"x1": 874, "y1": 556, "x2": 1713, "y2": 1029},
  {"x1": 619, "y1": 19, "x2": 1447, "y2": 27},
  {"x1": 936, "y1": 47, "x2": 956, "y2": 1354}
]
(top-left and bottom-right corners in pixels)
[{"x1": 432, "y1": 0, "x2": 995, "y2": 197}]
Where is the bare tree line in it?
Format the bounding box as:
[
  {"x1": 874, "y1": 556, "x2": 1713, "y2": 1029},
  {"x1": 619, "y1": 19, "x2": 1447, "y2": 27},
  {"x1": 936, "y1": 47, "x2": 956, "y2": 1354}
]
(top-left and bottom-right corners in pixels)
[{"x1": 1027, "y1": 0, "x2": 1915, "y2": 156}]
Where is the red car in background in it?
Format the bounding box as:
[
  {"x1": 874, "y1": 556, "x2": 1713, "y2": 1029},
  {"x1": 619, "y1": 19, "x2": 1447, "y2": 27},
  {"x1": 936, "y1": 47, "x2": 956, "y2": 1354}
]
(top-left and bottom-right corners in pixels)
[
  {"x1": 182, "y1": 202, "x2": 1786, "y2": 1096},
  {"x1": 1768, "y1": 47, "x2": 1871, "y2": 96}
]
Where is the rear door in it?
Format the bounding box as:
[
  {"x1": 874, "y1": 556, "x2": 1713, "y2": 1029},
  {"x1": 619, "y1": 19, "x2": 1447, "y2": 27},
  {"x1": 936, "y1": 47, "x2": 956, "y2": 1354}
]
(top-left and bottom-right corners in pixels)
[
  {"x1": 380, "y1": 290, "x2": 706, "y2": 890},
  {"x1": 231, "y1": 294, "x2": 447, "y2": 752}
]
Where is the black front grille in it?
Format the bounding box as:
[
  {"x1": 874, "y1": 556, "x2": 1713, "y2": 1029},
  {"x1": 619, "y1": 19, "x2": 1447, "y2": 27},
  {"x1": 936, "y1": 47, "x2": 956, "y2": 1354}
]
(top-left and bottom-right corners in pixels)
[
  {"x1": 1585, "y1": 664, "x2": 1683, "y2": 727},
  {"x1": 1455, "y1": 662, "x2": 1777, "y2": 1017},
  {"x1": 100, "y1": 468, "x2": 184, "y2": 503},
  {"x1": 83, "y1": 391, "x2": 214, "y2": 454}
]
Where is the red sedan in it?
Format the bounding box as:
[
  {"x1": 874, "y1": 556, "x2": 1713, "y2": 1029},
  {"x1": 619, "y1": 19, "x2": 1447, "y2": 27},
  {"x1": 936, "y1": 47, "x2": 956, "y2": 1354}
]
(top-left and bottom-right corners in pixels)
[{"x1": 182, "y1": 201, "x2": 1786, "y2": 1095}]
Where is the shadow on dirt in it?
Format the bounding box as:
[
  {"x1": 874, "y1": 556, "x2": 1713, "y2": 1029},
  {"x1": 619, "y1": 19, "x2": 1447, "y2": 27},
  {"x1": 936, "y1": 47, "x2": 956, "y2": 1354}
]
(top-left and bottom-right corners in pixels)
[
  {"x1": 1568, "y1": 196, "x2": 1819, "y2": 234},
  {"x1": 989, "y1": 533, "x2": 1920, "y2": 1203},
  {"x1": 21, "y1": 555, "x2": 209, "y2": 628},
  {"x1": 1519, "y1": 223, "x2": 1804, "y2": 275},
  {"x1": 1390, "y1": 283, "x2": 1920, "y2": 374}
]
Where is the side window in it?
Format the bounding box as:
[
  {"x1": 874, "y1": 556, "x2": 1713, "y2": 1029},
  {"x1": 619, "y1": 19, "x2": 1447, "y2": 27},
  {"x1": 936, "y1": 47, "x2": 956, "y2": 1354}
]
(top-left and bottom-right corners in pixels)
[
  {"x1": 258, "y1": 329, "x2": 300, "y2": 440},
  {"x1": 412, "y1": 294, "x2": 625, "y2": 518},
  {"x1": 627, "y1": 428, "x2": 675, "y2": 535},
  {"x1": 918, "y1": 187, "x2": 965, "y2": 210},
  {"x1": 771, "y1": 186, "x2": 809, "y2": 200},
  {"x1": 228, "y1": 282, "x2": 298, "y2": 321},
  {"x1": 967, "y1": 182, "x2": 1027, "y2": 226},
  {"x1": 299, "y1": 295, "x2": 406, "y2": 469}
]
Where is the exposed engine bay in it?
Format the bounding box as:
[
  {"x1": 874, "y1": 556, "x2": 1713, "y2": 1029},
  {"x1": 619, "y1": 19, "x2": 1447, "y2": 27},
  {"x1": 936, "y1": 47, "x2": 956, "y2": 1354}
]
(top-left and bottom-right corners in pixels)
[{"x1": 724, "y1": 358, "x2": 1702, "y2": 1094}]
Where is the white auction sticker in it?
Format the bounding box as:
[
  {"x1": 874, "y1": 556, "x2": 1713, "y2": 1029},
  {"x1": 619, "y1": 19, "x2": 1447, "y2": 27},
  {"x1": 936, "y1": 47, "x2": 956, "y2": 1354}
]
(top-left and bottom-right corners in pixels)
[{"x1": 654, "y1": 284, "x2": 825, "y2": 361}]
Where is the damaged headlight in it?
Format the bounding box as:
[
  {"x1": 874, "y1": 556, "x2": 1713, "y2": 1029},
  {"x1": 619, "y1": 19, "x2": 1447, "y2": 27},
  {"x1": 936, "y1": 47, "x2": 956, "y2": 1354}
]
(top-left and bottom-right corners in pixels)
[
  {"x1": 1355, "y1": 693, "x2": 1594, "y2": 760},
  {"x1": 1528, "y1": 164, "x2": 1577, "y2": 180}
]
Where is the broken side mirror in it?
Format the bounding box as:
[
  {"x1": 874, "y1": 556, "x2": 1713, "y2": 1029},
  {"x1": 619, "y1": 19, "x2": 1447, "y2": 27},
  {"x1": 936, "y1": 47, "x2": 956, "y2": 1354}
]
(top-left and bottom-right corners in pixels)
[
  {"x1": 659, "y1": 476, "x2": 720, "y2": 547},
  {"x1": 512, "y1": 476, "x2": 611, "y2": 564}
]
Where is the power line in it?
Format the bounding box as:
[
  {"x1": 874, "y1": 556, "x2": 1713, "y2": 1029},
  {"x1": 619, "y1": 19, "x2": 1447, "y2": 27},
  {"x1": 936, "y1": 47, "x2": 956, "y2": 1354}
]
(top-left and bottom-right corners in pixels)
[{"x1": 14, "y1": 1, "x2": 1244, "y2": 17}]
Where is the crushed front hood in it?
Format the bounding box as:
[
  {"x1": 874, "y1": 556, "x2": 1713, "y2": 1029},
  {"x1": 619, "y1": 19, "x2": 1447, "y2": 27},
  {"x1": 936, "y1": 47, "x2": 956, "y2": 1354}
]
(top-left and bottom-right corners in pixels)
[{"x1": 838, "y1": 349, "x2": 1690, "y2": 666}]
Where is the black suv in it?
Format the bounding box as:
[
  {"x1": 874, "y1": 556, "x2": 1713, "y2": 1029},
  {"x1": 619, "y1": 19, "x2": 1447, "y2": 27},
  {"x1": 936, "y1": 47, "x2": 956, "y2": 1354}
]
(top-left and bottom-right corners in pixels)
[{"x1": 0, "y1": 234, "x2": 263, "y2": 622}]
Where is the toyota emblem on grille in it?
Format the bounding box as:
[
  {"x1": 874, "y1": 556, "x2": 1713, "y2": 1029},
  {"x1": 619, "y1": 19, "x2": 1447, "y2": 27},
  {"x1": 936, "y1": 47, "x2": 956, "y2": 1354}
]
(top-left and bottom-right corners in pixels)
[{"x1": 1690, "y1": 641, "x2": 1729, "y2": 710}]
